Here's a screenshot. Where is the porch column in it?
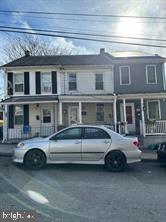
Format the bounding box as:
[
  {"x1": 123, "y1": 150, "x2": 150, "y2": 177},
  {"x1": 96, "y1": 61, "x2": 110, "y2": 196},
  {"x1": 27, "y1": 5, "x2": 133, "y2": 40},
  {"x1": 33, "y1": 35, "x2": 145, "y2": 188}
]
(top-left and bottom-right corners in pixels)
[
  {"x1": 123, "y1": 98, "x2": 128, "y2": 134},
  {"x1": 78, "y1": 101, "x2": 82, "y2": 124},
  {"x1": 113, "y1": 95, "x2": 117, "y2": 132},
  {"x1": 58, "y1": 101, "x2": 63, "y2": 125},
  {"x1": 141, "y1": 97, "x2": 146, "y2": 137}
]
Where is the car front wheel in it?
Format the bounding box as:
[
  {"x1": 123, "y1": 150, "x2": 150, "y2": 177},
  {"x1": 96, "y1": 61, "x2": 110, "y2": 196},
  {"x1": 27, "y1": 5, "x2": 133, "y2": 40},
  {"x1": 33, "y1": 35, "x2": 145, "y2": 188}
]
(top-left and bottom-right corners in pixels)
[
  {"x1": 24, "y1": 149, "x2": 46, "y2": 170},
  {"x1": 105, "y1": 151, "x2": 126, "y2": 172}
]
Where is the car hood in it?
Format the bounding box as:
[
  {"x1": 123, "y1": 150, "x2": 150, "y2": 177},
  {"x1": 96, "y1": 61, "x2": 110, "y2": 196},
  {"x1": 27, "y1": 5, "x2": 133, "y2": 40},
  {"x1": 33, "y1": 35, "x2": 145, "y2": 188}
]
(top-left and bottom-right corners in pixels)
[{"x1": 21, "y1": 137, "x2": 49, "y2": 144}]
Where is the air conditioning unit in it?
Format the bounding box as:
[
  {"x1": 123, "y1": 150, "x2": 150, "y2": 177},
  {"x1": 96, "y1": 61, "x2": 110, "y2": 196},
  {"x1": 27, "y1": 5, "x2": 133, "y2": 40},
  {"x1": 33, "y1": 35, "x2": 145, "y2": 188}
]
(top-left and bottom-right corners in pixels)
[{"x1": 43, "y1": 86, "x2": 51, "y2": 92}]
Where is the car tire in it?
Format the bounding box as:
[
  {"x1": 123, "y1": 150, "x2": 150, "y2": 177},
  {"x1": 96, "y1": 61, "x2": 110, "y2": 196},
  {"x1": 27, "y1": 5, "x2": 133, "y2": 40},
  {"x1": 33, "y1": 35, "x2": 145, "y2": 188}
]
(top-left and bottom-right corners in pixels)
[
  {"x1": 24, "y1": 149, "x2": 46, "y2": 170},
  {"x1": 105, "y1": 151, "x2": 126, "y2": 172}
]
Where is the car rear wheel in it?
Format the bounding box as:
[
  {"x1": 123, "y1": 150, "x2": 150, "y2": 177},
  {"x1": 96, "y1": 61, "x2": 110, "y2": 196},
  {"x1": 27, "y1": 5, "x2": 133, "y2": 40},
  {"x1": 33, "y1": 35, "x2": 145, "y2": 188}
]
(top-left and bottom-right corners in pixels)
[
  {"x1": 105, "y1": 151, "x2": 126, "y2": 172},
  {"x1": 24, "y1": 149, "x2": 46, "y2": 170}
]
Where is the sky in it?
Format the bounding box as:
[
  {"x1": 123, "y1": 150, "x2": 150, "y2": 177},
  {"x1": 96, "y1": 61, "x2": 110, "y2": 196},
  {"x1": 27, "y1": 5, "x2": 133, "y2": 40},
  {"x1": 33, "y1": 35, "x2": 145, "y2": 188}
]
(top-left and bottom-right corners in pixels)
[{"x1": 0, "y1": 0, "x2": 166, "y2": 96}]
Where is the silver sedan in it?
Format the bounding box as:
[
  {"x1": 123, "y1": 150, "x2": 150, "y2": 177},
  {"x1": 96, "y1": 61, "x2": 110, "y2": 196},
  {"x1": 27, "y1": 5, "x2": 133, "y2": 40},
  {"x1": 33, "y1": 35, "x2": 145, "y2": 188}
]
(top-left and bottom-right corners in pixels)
[{"x1": 13, "y1": 125, "x2": 142, "y2": 171}]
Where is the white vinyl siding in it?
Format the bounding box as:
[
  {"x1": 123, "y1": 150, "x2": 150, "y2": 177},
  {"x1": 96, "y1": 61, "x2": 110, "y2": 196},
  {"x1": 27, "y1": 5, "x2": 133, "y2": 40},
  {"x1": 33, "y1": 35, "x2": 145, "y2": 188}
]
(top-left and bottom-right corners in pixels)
[
  {"x1": 120, "y1": 66, "x2": 131, "y2": 85},
  {"x1": 60, "y1": 70, "x2": 113, "y2": 94},
  {"x1": 146, "y1": 65, "x2": 157, "y2": 84}
]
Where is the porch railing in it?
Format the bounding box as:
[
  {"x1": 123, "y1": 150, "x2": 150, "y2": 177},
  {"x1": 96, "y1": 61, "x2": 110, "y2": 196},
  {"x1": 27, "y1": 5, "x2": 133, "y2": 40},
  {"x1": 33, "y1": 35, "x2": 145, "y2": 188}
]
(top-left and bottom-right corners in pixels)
[
  {"x1": 145, "y1": 120, "x2": 166, "y2": 135},
  {"x1": 8, "y1": 125, "x2": 56, "y2": 140}
]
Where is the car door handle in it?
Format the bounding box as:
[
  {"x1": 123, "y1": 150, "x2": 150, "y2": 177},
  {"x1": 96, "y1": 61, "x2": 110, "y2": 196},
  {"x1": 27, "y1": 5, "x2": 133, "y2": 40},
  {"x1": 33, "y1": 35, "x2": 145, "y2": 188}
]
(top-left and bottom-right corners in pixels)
[
  {"x1": 104, "y1": 140, "x2": 110, "y2": 144},
  {"x1": 75, "y1": 140, "x2": 81, "y2": 144}
]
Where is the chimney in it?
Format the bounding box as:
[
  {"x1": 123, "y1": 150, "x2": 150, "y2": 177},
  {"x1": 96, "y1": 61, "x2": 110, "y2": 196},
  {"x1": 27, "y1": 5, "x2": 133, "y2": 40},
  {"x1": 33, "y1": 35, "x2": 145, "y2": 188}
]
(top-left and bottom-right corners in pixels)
[
  {"x1": 100, "y1": 48, "x2": 105, "y2": 54},
  {"x1": 25, "y1": 50, "x2": 30, "y2": 57}
]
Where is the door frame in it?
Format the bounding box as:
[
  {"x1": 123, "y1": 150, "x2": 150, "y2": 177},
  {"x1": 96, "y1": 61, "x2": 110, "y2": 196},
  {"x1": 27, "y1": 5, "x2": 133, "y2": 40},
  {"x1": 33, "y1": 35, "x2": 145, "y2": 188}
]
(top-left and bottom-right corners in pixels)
[
  {"x1": 120, "y1": 103, "x2": 136, "y2": 132},
  {"x1": 40, "y1": 105, "x2": 54, "y2": 127},
  {"x1": 68, "y1": 106, "x2": 79, "y2": 125}
]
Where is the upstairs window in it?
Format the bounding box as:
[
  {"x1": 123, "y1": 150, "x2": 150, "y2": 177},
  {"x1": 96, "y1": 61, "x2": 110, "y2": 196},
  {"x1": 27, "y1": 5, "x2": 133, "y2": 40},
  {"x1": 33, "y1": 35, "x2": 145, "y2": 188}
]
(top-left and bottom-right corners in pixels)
[
  {"x1": 146, "y1": 65, "x2": 157, "y2": 84},
  {"x1": 120, "y1": 66, "x2": 130, "y2": 85},
  {"x1": 69, "y1": 73, "x2": 77, "y2": 91},
  {"x1": 147, "y1": 100, "x2": 160, "y2": 120},
  {"x1": 96, "y1": 103, "x2": 104, "y2": 122},
  {"x1": 95, "y1": 74, "x2": 104, "y2": 90},
  {"x1": 41, "y1": 73, "x2": 52, "y2": 93},
  {"x1": 15, "y1": 105, "x2": 23, "y2": 125},
  {"x1": 14, "y1": 73, "x2": 24, "y2": 93}
]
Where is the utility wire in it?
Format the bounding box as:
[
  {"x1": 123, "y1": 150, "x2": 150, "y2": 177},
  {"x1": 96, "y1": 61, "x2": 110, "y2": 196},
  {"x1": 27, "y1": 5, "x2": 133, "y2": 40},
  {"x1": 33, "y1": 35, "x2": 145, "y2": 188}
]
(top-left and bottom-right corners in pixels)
[
  {"x1": 0, "y1": 12, "x2": 166, "y2": 24},
  {"x1": 0, "y1": 25, "x2": 165, "y2": 42},
  {"x1": 0, "y1": 28, "x2": 166, "y2": 48},
  {"x1": 0, "y1": 10, "x2": 166, "y2": 19}
]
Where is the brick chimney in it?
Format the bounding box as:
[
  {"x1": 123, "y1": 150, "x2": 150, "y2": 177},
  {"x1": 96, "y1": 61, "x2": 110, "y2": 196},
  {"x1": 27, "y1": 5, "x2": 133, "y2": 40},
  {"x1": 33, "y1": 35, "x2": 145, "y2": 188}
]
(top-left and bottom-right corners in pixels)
[
  {"x1": 100, "y1": 48, "x2": 105, "y2": 54},
  {"x1": 25, "y1": 50, "x2": 30, "y2": 56}
]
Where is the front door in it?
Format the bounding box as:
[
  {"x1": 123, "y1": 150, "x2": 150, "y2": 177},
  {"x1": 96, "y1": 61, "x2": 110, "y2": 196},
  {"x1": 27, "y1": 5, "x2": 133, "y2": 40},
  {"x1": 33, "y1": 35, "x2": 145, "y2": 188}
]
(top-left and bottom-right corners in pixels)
[
  {"x1": 49, "y1": 127, "x2": 82, "y2": 161},
  {"x1": 120, "y1": 103, "x2": 135, "y2": 133},
  {"x1": 41, "y1": 106, "x2": 54, "y2": 136},
  {"x1": 68, "y1": 106, "x2": 79, "y2": 125}
]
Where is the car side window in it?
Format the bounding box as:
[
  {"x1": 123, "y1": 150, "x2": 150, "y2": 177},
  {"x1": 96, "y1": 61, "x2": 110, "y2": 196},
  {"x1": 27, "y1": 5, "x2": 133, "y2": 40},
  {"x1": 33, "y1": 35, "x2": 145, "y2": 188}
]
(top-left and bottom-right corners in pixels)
[
  {"x1": 83, "y1": 127, "x2": 110, "y2": 139},
  {"x1": 51, "y1": 128, "x2": 82, "y2": 140}
]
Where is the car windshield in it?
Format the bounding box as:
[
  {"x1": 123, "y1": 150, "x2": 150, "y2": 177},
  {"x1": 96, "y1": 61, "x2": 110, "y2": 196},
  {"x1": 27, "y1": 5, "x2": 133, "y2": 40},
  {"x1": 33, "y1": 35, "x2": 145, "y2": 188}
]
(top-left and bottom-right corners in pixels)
[{"x1": 0, "y1": 0, "x2": 165, "y2": 222}]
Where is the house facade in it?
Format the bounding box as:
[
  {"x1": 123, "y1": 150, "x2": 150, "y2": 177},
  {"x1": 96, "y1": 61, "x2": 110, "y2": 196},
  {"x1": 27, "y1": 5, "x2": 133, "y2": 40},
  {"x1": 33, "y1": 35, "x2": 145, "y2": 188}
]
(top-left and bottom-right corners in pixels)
[
  {"x1": 1, "y1": 51, "x2": 116, "y2": 141},
  {"x1": 112, "y1": 51, "x2": 166, "y2": 140},
  {"x1": 1, "y1": 49, "x2": 166, "y2": 142}
]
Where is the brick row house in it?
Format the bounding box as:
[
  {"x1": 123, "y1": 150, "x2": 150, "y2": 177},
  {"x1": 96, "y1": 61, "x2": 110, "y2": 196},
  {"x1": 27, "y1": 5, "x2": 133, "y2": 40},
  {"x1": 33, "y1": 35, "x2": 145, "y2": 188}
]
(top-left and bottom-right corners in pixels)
[{"x1": 1, "y1": 49, "x2": 166, "y2": 143}]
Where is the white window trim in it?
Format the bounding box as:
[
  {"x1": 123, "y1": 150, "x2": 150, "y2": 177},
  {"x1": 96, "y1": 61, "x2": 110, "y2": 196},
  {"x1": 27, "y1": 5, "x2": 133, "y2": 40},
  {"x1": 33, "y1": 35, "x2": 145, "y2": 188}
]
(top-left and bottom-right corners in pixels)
[
  {"x1": 14, "y1": 73, "x2": 24, "y2": 95},
  {"x1": 96, "y1": 103, "x2": 105, "y2": 122},
  {"x1": 119, "y1": 66, "x2": 131, "y2": 85},
  {"x1": 68, "y1": 73, "x2": 77, "y2": 91},
  {"x1": 41, "y1": 72, "x2": 52, "y2": 95},
  {"x1": 147, "y1": 100, "x2": 161, "y2": 120},
  {"x1": 146, "y1": 65, "x2": 157, "y2": 84},
  {"x1": 95, "y1": 73, "x2": 104, "y2": 91}
]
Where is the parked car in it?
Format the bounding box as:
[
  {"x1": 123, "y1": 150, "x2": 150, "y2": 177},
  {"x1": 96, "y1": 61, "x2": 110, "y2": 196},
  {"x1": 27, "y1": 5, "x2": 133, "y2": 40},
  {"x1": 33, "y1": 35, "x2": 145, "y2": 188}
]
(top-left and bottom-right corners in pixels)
[
  {"x1": 157, "y1": 142, "x2": 166, "y2": 164},
  {"x1": 13, "y1": 125, "x2": 142, "y2": 171}
]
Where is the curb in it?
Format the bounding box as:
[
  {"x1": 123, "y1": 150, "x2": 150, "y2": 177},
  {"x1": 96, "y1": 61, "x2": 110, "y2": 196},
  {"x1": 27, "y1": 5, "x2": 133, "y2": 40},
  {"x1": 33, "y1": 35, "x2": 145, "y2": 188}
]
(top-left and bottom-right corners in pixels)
[
  {"x1": 141, "y1": 158, "x2": 157, "y2": 163},
  {"x1": 0, "y1": 152, "x2": 13, "y2": 157}
]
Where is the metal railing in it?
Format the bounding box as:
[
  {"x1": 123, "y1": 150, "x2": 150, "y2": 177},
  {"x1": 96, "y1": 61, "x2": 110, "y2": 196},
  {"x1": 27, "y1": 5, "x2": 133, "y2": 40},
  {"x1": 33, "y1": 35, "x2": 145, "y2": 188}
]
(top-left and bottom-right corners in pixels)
[
  {"x1": 145, "y1": 120, "x2": 166, "y2": 135},
  {"x1": 8, "y1": 125, "x2": 56, "y2": 140}
]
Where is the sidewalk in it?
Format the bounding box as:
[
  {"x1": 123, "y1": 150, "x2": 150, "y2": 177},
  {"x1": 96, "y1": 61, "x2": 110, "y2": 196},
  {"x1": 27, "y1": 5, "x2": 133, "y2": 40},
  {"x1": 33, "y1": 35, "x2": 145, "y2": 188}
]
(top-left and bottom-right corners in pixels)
[{"x1": 0, "y1": 143, "x2": 157, "y2": 161}]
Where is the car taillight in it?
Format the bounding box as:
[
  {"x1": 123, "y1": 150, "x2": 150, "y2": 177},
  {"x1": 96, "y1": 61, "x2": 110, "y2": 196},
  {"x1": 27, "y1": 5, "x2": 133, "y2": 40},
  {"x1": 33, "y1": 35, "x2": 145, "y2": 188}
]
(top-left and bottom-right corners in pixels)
[{"x1": 133, "y1": 141, "x2": 140, "y2": 147}]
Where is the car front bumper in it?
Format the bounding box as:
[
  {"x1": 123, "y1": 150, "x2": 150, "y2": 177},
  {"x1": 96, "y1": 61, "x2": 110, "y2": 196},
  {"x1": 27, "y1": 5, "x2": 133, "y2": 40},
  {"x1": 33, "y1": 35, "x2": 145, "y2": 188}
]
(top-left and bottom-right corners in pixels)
[{"x1": 13, "y1": 148, "x2": 28, "y2": 163}]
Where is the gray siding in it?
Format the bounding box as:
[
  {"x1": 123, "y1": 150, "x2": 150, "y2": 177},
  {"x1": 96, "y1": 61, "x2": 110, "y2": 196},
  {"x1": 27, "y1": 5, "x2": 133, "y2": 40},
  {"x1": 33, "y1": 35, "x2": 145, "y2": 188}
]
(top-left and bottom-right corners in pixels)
[{"x1": 114, "y1": 63, "x2": 164, "y2": 94}]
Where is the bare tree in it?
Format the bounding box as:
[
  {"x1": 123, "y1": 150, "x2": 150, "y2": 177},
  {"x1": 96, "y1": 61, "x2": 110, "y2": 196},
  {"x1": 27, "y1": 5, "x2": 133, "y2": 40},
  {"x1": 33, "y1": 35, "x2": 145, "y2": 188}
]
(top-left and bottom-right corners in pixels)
[{"x1": 3, "y1": 35, "x2": 72, "y2": 62}]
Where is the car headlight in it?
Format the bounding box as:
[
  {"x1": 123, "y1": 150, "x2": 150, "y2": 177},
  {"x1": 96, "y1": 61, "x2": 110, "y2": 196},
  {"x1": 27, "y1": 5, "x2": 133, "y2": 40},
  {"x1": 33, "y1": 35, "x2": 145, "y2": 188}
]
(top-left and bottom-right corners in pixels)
[{"x1": 17, "y1": 142, "x2": 25, "y2": 148}]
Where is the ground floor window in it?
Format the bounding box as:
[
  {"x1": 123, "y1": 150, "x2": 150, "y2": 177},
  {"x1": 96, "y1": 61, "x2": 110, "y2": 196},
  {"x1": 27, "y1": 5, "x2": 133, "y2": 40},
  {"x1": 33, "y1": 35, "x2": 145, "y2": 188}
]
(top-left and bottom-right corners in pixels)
[
  {"x1": 96, "y1": 104, "x2": 104, "y2": 122},
  {"x1": 43, "y1": 108, "x2": 51, "y2": 123},
  {"x1": 147, "y1": 100, "x2": 160, "y2": 120},
  {"x1": 15, "y1": 105, "x2": 23, "y2": 125}
]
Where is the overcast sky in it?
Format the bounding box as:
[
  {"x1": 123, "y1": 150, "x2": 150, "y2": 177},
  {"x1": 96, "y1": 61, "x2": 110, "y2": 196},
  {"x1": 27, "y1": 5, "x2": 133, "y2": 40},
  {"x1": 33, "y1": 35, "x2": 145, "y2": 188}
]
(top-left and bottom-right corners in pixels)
[{"x1": 0, "y1": 0, "x2": 166, "y2": 96}]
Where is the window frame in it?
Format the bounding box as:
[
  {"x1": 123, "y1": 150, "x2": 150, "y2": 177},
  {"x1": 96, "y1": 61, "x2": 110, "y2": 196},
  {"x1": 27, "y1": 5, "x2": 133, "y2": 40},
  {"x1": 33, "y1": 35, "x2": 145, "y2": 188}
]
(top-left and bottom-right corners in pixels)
[
  {"x1": 147, "y1": 100, "x2": 161, "y2": 120},
  {"x1": 83, "y1": 127, "x2": 111, "y2": 139},
  {"x1": 95, "y1": 73, "x2": 104, "y2": 90},
  {"x1": 14, "y1": 105, "x2": 24, "y2": 125},
  {"x1": 96, "y1": 103, "x2": 105, "y2": 122},
  {"x1": 146, "y1": 65, "x2": 157, "y2": 84},
  {"x1": 50, "y1": 127, "x2": 83, "y2": 140},
  {"x1": 119, "y1": 66, "x2": 131, "y2": 85},
  {"x1": 41, "y1": 72, "x2": 52, "y2": 94},
  {"x1": 68, "y1": 73, "x2": 77, "y2": 91},
  {"x1": 14, "y1": 73, "x2": 24, "y2": 94},
  {"x1": 42, "y1": 108, "x2": 52, "y2": 123}
]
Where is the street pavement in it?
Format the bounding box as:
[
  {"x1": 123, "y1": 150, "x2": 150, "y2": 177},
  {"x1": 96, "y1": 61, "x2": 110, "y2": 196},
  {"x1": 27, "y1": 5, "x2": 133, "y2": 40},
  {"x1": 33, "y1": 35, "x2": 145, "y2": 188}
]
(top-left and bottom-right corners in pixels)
[{"x1": 0, "y1": 154, "x2": 166, "y2": 222}]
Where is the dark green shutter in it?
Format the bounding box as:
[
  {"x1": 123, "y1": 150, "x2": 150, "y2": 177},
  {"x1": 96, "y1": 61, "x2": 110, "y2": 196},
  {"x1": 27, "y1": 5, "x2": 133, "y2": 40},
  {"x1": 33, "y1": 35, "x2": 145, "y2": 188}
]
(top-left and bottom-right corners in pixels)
[
  {"x1": 52, "y1": 71, "x2": 57, "y2": 94},
  {"x1": 23, "y1": 105, "x2": 29, "y2": 126},
  {"x1": 24, "y1": 72, "x2": 29, "y2": 94},
  {"x1": 35, "y1": 71, "x2": 41, "y2": 94},
  {"x1": 7, "y1": 72, "x2": 13, "y2": 95},
  {"x1": 8, "y1": 105, "x2": 14, "y2": 128}
]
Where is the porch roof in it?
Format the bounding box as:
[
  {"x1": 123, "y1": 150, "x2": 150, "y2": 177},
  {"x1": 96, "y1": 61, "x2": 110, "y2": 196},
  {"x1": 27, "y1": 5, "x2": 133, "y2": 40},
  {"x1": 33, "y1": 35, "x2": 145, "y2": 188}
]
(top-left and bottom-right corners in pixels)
[{"x1": 0, "y1": 95, "x2": 58, "y2": 104}]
